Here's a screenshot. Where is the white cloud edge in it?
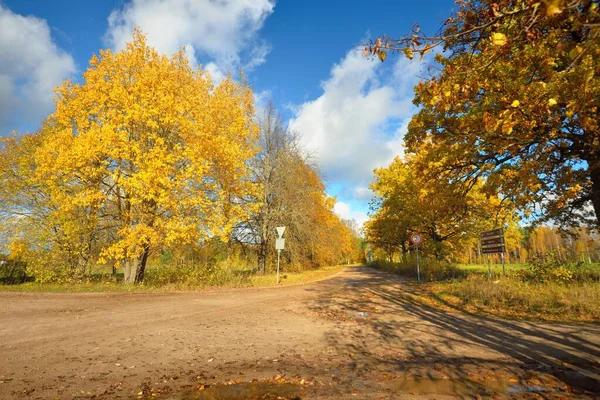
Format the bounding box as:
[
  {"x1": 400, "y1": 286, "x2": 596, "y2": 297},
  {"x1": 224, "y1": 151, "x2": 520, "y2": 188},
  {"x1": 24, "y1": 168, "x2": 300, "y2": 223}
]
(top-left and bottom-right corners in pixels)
[
  {"x1": 0, "y1": 5, "x2": 76, "y2": 134},
  {"x1": 104, "y1": 0, "x2": 275, "y2": 76}
]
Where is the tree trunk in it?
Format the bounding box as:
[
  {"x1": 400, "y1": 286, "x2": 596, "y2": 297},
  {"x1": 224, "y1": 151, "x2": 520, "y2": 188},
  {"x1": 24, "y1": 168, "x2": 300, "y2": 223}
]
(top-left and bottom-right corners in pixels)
[
  {"x1": 124, "y1": 259, "x2": 131, "y2": 284},
  {"x1": 433, "y1": 243, "x2": 444, "y2": 261},
  {"x1": 258, "y1": 238, "x2": 268, "y2": 274},
  {"x1": 257, "y1": 209, "x2": 270, "y2": 274},
  {"x1": 588, "y1": 157, "x2": 600, "y2": 228},
  {"x1": 135, "y1": 245, "x2": 150, "y2": 283},
  {"x1": 124, "y1": 258, "x2": 138, "y2": 284}
]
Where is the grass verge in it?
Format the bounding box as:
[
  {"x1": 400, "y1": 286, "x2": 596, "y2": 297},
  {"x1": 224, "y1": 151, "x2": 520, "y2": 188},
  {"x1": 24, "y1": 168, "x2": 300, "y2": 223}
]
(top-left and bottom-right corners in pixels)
[
  {"x1": 414, "y1": 276, "x2": 600, "y2": 322},
  {"x1": 0, "y1": 264, "x2": 350, "y2": 293},
  {"x1": 369, "y1": 260, "x2": 600, "y2": 322}
]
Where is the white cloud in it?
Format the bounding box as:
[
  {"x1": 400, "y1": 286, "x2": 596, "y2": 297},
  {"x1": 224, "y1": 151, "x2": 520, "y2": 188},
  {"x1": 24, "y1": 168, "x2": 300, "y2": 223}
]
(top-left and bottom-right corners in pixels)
[
  {"x1": 288, "y1": 51, "x2": 422, "y2": 194},
  {"x1": 0, "y1": 6, "x2": 76, "y2": 134},
  {"x1": 105, "y1": 0, "x2": 274, "y2": 73},
  {"x1": 288, "y1": 50, "x2": 427, "y2": 207},
  {"x1": 334, "y1": 201, "x2": 368, "y2": 228},
  {"x1": 204, "y1": 62, "x2": 225, "y2": 83},
  {"x1": 253, "y1": 89, "x2": 272, "y2": 110},
  {"x1": 354, "y1": 186, "x2": 374, "y2": 200}
]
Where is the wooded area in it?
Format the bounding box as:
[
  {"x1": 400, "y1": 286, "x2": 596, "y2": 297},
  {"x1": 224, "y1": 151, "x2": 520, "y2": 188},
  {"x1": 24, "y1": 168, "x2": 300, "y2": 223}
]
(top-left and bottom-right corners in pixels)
[{"x1": 0, "y1": 30, "x2": 362, "y2": 285}]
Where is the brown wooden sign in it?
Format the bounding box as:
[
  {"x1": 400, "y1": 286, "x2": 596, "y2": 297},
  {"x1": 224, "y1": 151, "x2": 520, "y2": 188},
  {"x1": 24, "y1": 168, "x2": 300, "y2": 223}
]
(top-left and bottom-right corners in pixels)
[
  {"x1": 480, "y1": 228, "x2": 504, "y2": 239},
  {"x1": 479, "y1": 228, "x2": 505, "y2": 254},
  {"x1": 481, "y1": 245, "x2": 506, "y2": 254}
]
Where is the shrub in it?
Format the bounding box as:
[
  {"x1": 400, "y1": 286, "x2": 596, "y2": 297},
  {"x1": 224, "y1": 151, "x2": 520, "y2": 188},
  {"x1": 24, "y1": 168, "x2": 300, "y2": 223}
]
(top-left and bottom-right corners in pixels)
[
  {"x1": 516, "y1": 254, "x2": 600, "y2": 284},
  {"x1": 0, "y1": 260, "x2": 30, "y2": 284},
  {"x1": 144, "y1": 255, "x2": 256, "y2": 288}
]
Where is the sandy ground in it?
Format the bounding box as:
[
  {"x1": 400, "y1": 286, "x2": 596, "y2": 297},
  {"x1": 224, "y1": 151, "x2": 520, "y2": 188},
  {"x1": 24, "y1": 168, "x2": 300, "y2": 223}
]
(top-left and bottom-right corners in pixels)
[{"x1": 1, "y1": 267, "x2": 599, "y2": 399}]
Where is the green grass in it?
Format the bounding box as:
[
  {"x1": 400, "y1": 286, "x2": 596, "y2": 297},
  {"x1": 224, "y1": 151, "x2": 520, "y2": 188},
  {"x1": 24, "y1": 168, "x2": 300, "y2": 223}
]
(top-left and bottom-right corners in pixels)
[
  {"x1": 456, "y1": 262, "x2": 600, "y2": 274},
  {"x1": 0, "y1": 264, "x2": 351, "y2": 293},
  {"x1": 456, "y1": 263, "x2": 528, "y2": 274}
]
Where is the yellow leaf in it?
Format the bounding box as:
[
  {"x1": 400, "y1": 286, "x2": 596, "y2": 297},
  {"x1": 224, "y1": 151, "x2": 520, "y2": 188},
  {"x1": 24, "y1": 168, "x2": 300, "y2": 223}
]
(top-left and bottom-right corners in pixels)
[
  {"x1": 377, "y1": 50, "x2": 387, "y2": 62},
  {"x1": 403, "y1": 48, "x2": 414, "y2": 60},
  {"x1": 421, "y1": 44, "x2": 434, "y2": 59},
  {"x1": 491, "y1": 32, "x2": 507, "y2": 47},
  {"x1": 548, "y1": 98, "x2": 558, "y2": 107},
  {"x1": 545, "y1": 0, "x2": 563, "y2": 16},
  {"x1": 501, "y1": 121, "x2": 514, "y2": 134},
  {"x1": 511, "y1": 100, "x2": 520, "y2": 108}
]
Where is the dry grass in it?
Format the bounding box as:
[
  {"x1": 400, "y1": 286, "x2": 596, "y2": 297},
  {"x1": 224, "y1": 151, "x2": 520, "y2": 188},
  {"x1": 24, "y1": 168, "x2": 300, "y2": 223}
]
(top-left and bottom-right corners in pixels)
[
  {"x1": 418, "y1": 275, "x2": 600, "y2": 322},
  {"x1": 369, "y1": 259, "x2": 600, "y2": 322}
]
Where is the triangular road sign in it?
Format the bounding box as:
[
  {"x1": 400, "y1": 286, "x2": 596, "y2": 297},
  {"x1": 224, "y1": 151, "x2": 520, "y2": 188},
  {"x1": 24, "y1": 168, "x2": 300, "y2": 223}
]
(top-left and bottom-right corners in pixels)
[{"x1": 276, "y1": 226, "x2": 286, "y2": 238}]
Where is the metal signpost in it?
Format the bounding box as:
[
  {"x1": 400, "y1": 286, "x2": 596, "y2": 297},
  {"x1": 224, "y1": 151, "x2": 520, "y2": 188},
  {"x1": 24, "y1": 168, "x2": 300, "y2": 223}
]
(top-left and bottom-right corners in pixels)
[
  {"x1": 479, "y1": 228, "x2": 506, "y2": 278},
  {"x1": 410, "y1": 233, "x2": 422, "y2": 283},
  {"x1": 275, "y1": 226, "x2": 286, "y2": 284}
]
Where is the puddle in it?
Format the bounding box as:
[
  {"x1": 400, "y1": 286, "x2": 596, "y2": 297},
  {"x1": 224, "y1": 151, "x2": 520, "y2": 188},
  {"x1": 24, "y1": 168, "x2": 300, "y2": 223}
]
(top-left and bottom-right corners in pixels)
[
  {"x1": 167, "y1": 382, "x2": 303, "y2": 399},
  {"x1": 387, "y1": 377, "x2": 565, "y2": 397},
  {"x1": 507, "y1": 385, "x2": 553, "y2": 393}
]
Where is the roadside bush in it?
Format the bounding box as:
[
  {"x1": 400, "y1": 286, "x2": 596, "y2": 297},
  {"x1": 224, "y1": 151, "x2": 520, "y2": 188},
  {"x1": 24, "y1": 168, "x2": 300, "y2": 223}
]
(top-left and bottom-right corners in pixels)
[
  {"x1": 516, "y1": 254, "x2": 600, "y2": 284},
  {"x1": 368, "y1": 258, "x2": 466, "y2": 281},
  {"x1": 16, "y1": 250, "x2": 85, "y2": 284},
  {"x1": 568, "y1": 263, "x2": 600, "y2": 283},
  {"x1": 144, "y1": 255, "x2": 256, "y2": 288},
  {"x1": 0, "y1": 260, "x2": 30, "y2": 284}
]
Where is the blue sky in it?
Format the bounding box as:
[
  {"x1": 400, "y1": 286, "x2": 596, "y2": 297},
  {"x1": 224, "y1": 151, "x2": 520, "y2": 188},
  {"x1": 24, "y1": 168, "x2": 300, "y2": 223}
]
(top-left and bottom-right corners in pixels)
[{"x1": 0, "y1": 0, "x2": 455, "y2": 225}]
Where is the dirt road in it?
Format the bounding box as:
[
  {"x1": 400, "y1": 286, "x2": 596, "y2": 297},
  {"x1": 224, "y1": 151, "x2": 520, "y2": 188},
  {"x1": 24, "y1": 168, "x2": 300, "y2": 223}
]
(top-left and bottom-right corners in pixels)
[{"x1": 1, "y1": 267, "x2": 599, "y2": 399}]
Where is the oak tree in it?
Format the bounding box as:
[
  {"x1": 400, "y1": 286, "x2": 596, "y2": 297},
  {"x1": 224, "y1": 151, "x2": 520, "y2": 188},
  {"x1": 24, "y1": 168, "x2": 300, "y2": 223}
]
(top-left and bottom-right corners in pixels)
[{"x1": 368, "y1": 0, "x2": 600, "y2": 226}]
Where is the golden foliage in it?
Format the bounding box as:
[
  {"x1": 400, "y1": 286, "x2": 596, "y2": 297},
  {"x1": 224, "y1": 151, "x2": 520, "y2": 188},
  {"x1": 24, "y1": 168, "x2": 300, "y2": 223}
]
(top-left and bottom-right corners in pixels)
[{"x1": 2, "y1": 30, "x2": 261, "y2": 283}]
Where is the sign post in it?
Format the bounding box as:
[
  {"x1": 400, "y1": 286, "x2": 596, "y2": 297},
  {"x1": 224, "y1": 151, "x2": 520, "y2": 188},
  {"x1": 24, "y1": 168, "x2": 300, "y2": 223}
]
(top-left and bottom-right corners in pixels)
[
  {"x1": 275, "y1": 226, "x2": 286, "y2": 284},
  {"x1": 410, "y1": 233, "x2": 423, "y2": 283},
  {"x1": 479, "y1": 228, "x2": 506, "y2": 278}
]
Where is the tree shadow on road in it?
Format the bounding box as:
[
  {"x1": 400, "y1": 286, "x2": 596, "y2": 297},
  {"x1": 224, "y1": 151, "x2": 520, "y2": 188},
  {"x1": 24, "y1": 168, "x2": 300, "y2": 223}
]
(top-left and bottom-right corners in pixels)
[{"x1": 304, "y1": 267, "x2": 600, "y2": 397}]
